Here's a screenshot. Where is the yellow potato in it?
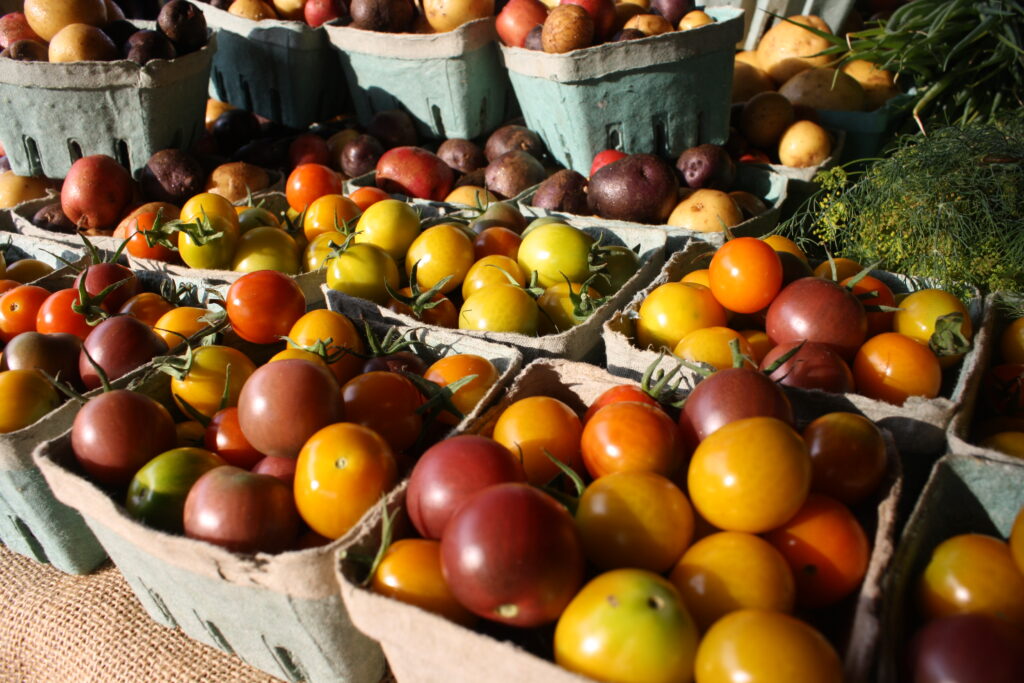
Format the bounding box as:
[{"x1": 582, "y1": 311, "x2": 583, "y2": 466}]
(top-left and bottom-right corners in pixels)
[
  {"x1": 740, "y1": 91, "x2": 795, "y2": 149},
  {"x1": 206, "y1": 162, "x2": 273, "y2": 203},
  {"x1": 423, "y1": 0, "x2": 495, "y2": 33},
  {"x1": 779, "y1": 67, "x2": 866, "y2": 111},
  {"x1": 624, "y1": 13, "x2": 673, "y2": 36},
  {"x1": 445, "y1": 186, "x2": 498, "y2": 207},
  {"x1": 732, "y1": 60, "x2": 775, "y2": 103},
  {"x1": 271, "y1": 0, "x2": 305, "y2": 20},
  {"x1": 24, "y1": 0, "x2": 107, "y2": 42},
  {"x1": 778, "y1": 120, "x2": 832, "y2": 168},
  {"x1": 756, "y1": 14, "x2": 834, "y2": 84},
  {"x1": 0, "y1": 171, "x2": 52, "y2": 209},
  {"x1": 49, "y1": 23, "x2": 118, "y2": 63},
  {"x1": 228, "y1": 0, "x2": 279, "y2": 20},
  {"x1": 735, "y1": 50, "x2": 762, "y2": 70},
  {"x1": 678, "y1": 10, "x2": 713, "y2": 31},
  {"x1": 668, "y1": 190, "x2": 744, "y2": 232},
  {"x1": 842, "y1": 59, "x2": 902, "y2": 110},
  {"x1": 542, "y1": 5, "x2": 594, "y2": 53}
]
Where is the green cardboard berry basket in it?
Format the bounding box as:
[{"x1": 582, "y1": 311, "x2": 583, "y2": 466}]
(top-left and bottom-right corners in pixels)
[
  {"x1": 0, "y1": 33, "x2": 215, "y2": 179},
  {"x1": 200, "y1": 4, "x2": 345, "y2": 129},
  {"x1": 499, "y1": 7, "x2": 743, "y2": 174},
  {"x1": 325, "y1": 18, "x2": 515, "y2": 141},
  {"x1": 877, "y1": 453, "x2": 1024, "y2": 682}
]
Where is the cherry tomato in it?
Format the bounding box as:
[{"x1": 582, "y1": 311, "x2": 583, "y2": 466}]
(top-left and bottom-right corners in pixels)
[
  {"x1": 348, "y1": 186, "x2": 389, "y2": 211},
  {"x1": 406, "y1": 224, "x2": 475, "y2": 295},
  {"x1": 294, "y1": 422, "x2": 398, "y2": 539},
  {"x1": 461, "y1": 255, "x2": 526, "y2": 300},
  {"x1": 342, "y1": 371, "x2": 425, "y2": 453},
  {"x1": 269, "y1": 347, "x2": 329, "y2": 368},
  {"x1": 538, "y1": 281, "x2": 602, "y2": 334},
  {"x1": 740, "y1": 329, "x2": 772, "y2": 363},
  {"x1": 170, "y1": 345, "x2": 257, "y2": 419},
  {"x1": 583, "y1": 384, "x2": 659, "y2": 424},
  {"x1": 681, "y1": 269, "x2": 711, "y2": 287},
  {"x1": 75, "y1": 262, "x2": 140, "y2": 313},
  {"x1": 492, "y1": 395, "x2": 583, "y2": 485},
  {"x1": 812, "y1": 257, "x2": 863, "y2": 281},
  {"x1": 853, "y1": 332, "x2": 942, "y2": 404},
  {"x1": 303, "y1": 232, "x2": 342, "y2": 272},
  {"x1": 473, "y1": 226, "x2": 522, "y2": 261},
  {"x1": 226, "y1": 270, "x2": 306, "y2": 345},
  {"x1": 288, "y1": 309, "x2": 366, "y2": 386},
  {"x1": 231, "y1": 227, "x2": 300, "y2": 274},
  {"x1": 0, "y1": 369, "x2": 60, "y2": 433},
  {"x1": 326, "y1": 243, "x2": 401, "y2": 305},
  {"x1": 177, "y1": 214, "x2": 239, "y2": 270},
  {"x1": 708, "y1": 237, "x2": 783, "y2": 314},
  {"x1": 1001, "y1": 318, "x2": 1024, "y2": 365},
  {"x1": 36, "y1": 288, "x2": 92, "y2": 340},
  {"x1": 919, "y1": 534, "x2": 1024, "y2": 626},
  {"x1": 302, "y1": 194, "x2": 361, "y2": 242},
  {"x1": 670, "y1": 531, "x2": 795, "y2": 631},
  {"x1": 152, "y1": 306, "x2": 211, "y2": 348},
  {"x1": 118, "y1": 292, "x2": 175, "y2": 327},
  {"x1": 237, "y1": 205, "x2": 280, "y2": 232},
  {"x1": 459, "y1": 284, "x2": 539, "y2": 335},
  {"x1": 694, "y1": 609, "x2": 843, "y2": 683},
  {"x1": 894, "y1": 289, "x2": 973, "y2": 367},
  {"x1": 204, "y1": 406, "x2": 264, "y2": 470},
  {"x1": 763, "y1": 235, "x2": 808, "y2": 263},
  {"x1": 122, "y1": 210, "x2": 178, "y2": 262},
  {"x1": 636, "y1": 282, "x2": 727, "y2": 352},
  {"x1": 555, "y1": 569, "x2": 699, "y2": 683},
  {"x1": 126, "y1": 447, "x2": 225, "y2": 533},
  {"x1": 674, "y1": 326, "x2": 755, "y2": 371},
  {"x1": 286, "y1": 163, "x2": 343, "y2": 212},
  {"x1": 371, "y1": 538, "x2": 476, "y2": 626},
  {"x1": 0, "y1": 285, "x2": 49, "y2": 342},
  {"x1": 687, "y1": 417, "x2": 810, "y2": 533},
  {"x1": 176, "y1": 420, "x2": 206, "y2": 448},
  {"x1": 423, "y1": 354, "x2": 499, "y2": 425},
  {"x1": 387, "y1": 288, "x2": 458, "y2": 328},
  {"x1": 4, "y1": 259, "x2": 53, "y2": 283},
  {"x1": 841, "y1": 273, "x2": 896, "y2": 337},
  {"x1": 576, "y1": 471, "x2": 694, "y2": 572},
  {"x1": 1011, "y1": 507, "x2": 1024, "y2": 575},
  {"x1": 802, "y1": 412, "x2": 887, "y2": 504},
  {"x1": 517, "y1": 223, "x2": 594, "y2": 289},
  {"x1": 765, "y1": 494, "x2": 869, "y2": 608},
  {"x1": 581, "y1": 401, "x2": 686, "y2": 479},
  {"x1": 353, "y1": 198, "x2": 421, "y2": 261},
  {"x1": 180, "y1": 192, "x2": 240, "y2": 228}
]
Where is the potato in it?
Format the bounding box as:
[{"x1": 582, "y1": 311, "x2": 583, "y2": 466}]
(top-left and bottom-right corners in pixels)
[
  {"x1": 228, "y1": 0, "x2": 279, "y2": 20},
  {"x1": 732, "y1": 60, "x2": 775, "y2": 103},
  {"x1": 624, "y1": 13, "x2": 672, "y2": 36},
  {"x1": 756, "y1": 14, "x2": 833, "y2": 84},
  {"x1": 779, "y1": 67, "x2": 866, "y2": 111},
  {"x1": 740, "y1": 91, "x2": 794, "y2": 149},
  {"x1": 445, "y1": 185, "x2": 499, "y2": 206},
  {"x1": 613, "y1": 3, "x2": 645, "y2": 31},
  {"x1": 778, "y1": 120, "x2": 831, "y2": 168},
  {"x1": 542, "y1": 5, "x2": 594, "y2": 54},
  {"x1": 0, "y1": 171, "x2": 53, "y2": 209},
  {"x1": 667, "y1": 189, "x2": 743, "y2": 232},
  {"x1": 24, "y1": 0, "x2": 107, "y2": 42},
  {"x1": 49, "y1": 23, "x2": 117, "y2": 63},
  {"x1": 678, "y1": 10, "x2": 713, "y2": 31},
  {"x1": 205, "y1": 162, "x2": 272, "y2": 203},
  {"x1": 104, "y1": 0, "x2": 126, "y2": 21},
  {"x1": 735, "y1": 50, "x2": 762, "y2": 69},
  {"x1": 842, "y1": 59, "x2": 901, "y2": 110}
]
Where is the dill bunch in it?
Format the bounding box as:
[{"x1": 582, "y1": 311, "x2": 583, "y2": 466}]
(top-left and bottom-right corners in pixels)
[{"x1": 779, "y1": 113, "x2": 1024, "y2": 296}]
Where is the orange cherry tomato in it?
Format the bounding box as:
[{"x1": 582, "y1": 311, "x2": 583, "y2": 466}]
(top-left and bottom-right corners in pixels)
[
  {"x1": 371, "y1": 538, "x2": 476, "y2": 626},
  {"x1": 919, "y1": 533, "x2": 1024, "y2": 626},
  {"x1": 348, "y1": 186, "x2": 390, "y2": 211},
  {"x1": 763, "y1": 235, "x2": 808, "y2": 264},
  {"x1": 740, "y1": 329, "x2": 773, "y2": 364},
  {"x1": 841, "y1": 274, "x2": 896, "y2": 337},
  {"x1": 583, "y1": 384, "x2": 659, "y2": 424},
  {"x1": 118, "y1": 292, "x2": 175, "y2": 327},
  {"x1": 226, "y1": 270, "x2": 306, "y2": 346},
  {"x1": 492, "y1": 396, "x2": 584, "y2": 486},
  {"x1": 853, "y1": 332, "x2": 942, "y2": 404},
  {"x1": 152, "y1": 306, "x2": 212, "y2": 348},
  {"x1": 802, "y1": 412, "x2": 887, "y2": 504},
  {"x1": 0, "y1": 285, "x2": 50, "y2": 342},
  {"x1": 286, "y1": 163, "x2": 344, "y2": 212},
  {"x1": 764, "y1": 494, "x2": 870, "y2": 608},
  {"x1": 294, "y1": 422, "x2": 398, "y2": 540},
  {"x1": 575, "y1": 471, "x2": 694, "y2": 572},
  {"x1": 121, "y1": 210, "x2": 179, "y2": 262},
  {"x1": 303, "y1": 194, "x2": 361, "y2": 242},
  {"x1": 269, "y1": 347, "x2": 329, "y2": 368},
  {"x1": 673, "y1": 326, "x2": 755, "y2": 371},
  {"x1": 422, "y1": 354, "x2": 500, "y2": 425},
  {"x1": 581, "y1": 401, "x2": 686, "y2": 479},
  {"x1": 1011, "y1": 507, "x2": 1024, "y2": 575},
  {"x1": 670, "y1": 531, "x2": 795, "y2": 631},
  {"x1": 287, "y1": 309, "x2": 366, "y2": 386},
  {"x1": 813, "y1": 257, "x2": 863, "y2": 281},
  {"x1": 35, "y1": 288, "x2": 92, "y2": 340},
  {"x1": 341, "y1": 371, "x2": 425, "y2": 453},
  {"x1": 708, "y1": 237, "x2": 783, "y2": 314},
  {"x1": 473, "y1": 227, "x2": 522, "y2": 261}
]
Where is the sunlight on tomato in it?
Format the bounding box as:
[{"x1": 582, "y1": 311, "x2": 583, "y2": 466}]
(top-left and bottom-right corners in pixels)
[
  {"x1": 763, "y1": 235, "x2": 808, "y2": 264},
  {"x1": 919, "y1": 534, "x2": 1024, "y2": 626},
  {"x1": 853, "y1": 332, "x2": 942, "y2": 405}
]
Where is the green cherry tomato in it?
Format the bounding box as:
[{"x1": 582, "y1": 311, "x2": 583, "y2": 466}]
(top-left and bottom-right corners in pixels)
[
  {"x1": 126, "y1": 447, "x2": 225, "y2": 533},
  {"x1": 593, "y1": 244, "x2": 641, "y2": 296}
]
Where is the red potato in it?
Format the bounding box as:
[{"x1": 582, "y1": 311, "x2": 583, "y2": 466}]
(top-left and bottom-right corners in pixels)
[{"x1": 61, "y1": 155, "x2": 134, "y2": 232}]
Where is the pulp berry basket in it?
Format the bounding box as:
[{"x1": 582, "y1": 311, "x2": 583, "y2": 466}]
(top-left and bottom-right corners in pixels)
[
  {"x1": 877, "y1": 453, "x2": 1024, "y2": 682},
  {"x1": 325, "y1": 18, "x2": 514, "y2": 141},
  {"x1": 0, "y1": 35, "x2": 215, "y2": 179},
  {"x1": 199, "y1": 4, "x2": 345, "y2": 129},
  {"x1": 499, "y1": 7, "x2": 743, "y2": 174},
  {"x1": 32, "y1": 323, "x2": 522, "y2": 682}
]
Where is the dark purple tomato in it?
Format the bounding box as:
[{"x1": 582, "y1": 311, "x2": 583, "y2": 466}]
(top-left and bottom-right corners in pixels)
[
  {"x1": 71, "y1": 390, "x2": 177, "y2": 486},
  {"x1": 74, "y1": 262, "x2": 141, "y2": 312},
  {"x1": 910, "y1": 613, "x2": 1024, "y2": 683},
  {"x1": 760, "y1": 341, "x2": 855, "y2": 394},
  {"x1": 407, "y1": 435, "x2": 526, "y2": 540},
  {"x1": 236, "y1": 359, "x2": 344, "y2": 459},
  {"x1": 766, "y1": 277, "x2": 868, "y2": 361},
  {"x1": 361, "y1": 351, "x2": 427, "y2": 376},
  {"x1": 183, "y1": 466, "x2": 299, "y2": 554},
  {"x1": 0, "y1": 331, "x2": 83, "y2": 388},
  {"x1": 678, "y1": 367, "x2": 794, "y2": 448},
  {"x1": 252, "y1": 455, "x2": 298, "y2": 486},
  {"x1": 204, "y1": 406, "x2": 263, "y2": 469},
  {"x1": 79, "y1": 316, "x2": 168, "y2": 390},
  {"x1": 440, "y1": 483, "x2": 585, "y2": 627}
]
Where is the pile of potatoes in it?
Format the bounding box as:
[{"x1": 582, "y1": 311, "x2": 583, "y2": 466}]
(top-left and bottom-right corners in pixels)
[
  {"x1": 731, "y1": 14, "x2": 902, "y2": 168},
  {"x1": 0, "y1": 0, "x2": 207, "y2": 64}
]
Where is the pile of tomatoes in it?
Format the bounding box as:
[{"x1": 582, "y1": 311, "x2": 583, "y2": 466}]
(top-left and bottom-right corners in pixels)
[
  {"x1": 906, "y1": 504, "x2": 1024, "y2": 682},
  {"x1": 288, "y1": 162, "x2": 643, "y2": 336},
  {"x1": 631, "y1": 236, "x2": 974, "y2": 405},
  {"x1": 56, "y1": 270, "x2": 502, "y2": 555},
  {"x1": 362, "y1": 359, "x2": 892, "y2": 683}
]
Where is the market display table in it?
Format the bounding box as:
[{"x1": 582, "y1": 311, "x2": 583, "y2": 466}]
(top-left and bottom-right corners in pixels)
[{"x1": 0, "y1": 544, "x2": 280, "y2": 682}]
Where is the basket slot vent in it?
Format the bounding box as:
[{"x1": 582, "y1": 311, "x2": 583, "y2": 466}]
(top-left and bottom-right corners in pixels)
[
  {"x1": 196, "y1": 613, "x2": 235, "y2": 655},
  {"x1": 22, "y1": 136, "x2": 42, "y2": 177},
  {"x1": 431, "y1": 104, "x2": 445, "y2": 139},
  {"x1": 265, "y1": 641, "x2": 308, "y2": 683},
  {"x1": 137, "y1": 578, "x2": 178, "y2": 628},
  {"x1": 114, "y1": 139, "x2": 130, "y2": 170},
  {"x1": 67, "y1": 140, "x2": 83, "y2": 164}
]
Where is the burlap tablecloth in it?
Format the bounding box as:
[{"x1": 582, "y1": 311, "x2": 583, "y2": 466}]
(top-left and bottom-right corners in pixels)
[{"x1": 0, "y1": 543, "x2": 281, "y2": 682}]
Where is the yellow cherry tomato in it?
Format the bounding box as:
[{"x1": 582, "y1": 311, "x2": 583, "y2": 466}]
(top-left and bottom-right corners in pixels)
[
  {"x1": 353, "y1": 198, "x2": 421, "y2": 261},
  {"x1": 0, "y1": 369, "x2": 60, "y2": 433},
  {"x1": 405, "y1": 224, "x2": 475, "y2": 295},
  {"x1": 269, "y1": 348, "x2": 329, "y2": 368},
  {"x1": 894, "y1": 288, "x2": 973, "y2": 367},
  {"x1": 1011, "y1": 507, "x2": 1024, "y2": 575},
  {"x1": 237, "y1": 205, "x2": 281, "y2": 232},
  {"x1": 303, "y1": 194, "x2": 361, "y2": 243},
  {"x1": 812, "y1": 257, "x2": 863, "y2": 281},
  {"x1": 681, "y1": 268, "x2": 711, "y2": 287},
  {"x1": 231, "y1": 227, "x2": 300, "y2": 274},
  {"x1": 538, "y1": 281, "x2": 602, "y2": 334},
  {"x1": 152, "y1": 306, "x2": 212, "y2": 349},
  {"x1": 673, "y1": 326, "x2": 755, "y2": 371},
  {"x1": 980, "y1": 431, "x2": 1024, "y2": 459},
  {"x1": 517, "y1": 222, "x2": 595, "y2": 289},
  {"x1": 462, "y1": 255, "x2": 526, "y2": 299},
  {"x1": 304, "y1": 232, "x2": 345, "y2": 272},
  {"x1": 4, "y1": 259, "x2": 53, "y2": 283},
  {"x1": 170, "y1": 345, "x2": 256, "y2": 419},
  {"x1": 177, "y1": 214, "x2": 240, "y2": 270},
  {"x1": 180, "y1": 192, "x2": 240, "y2": 229},
  {"x1": 288, "y1": 309, "x2": 366, "y2": 386},
  {"x1": 459, "y1": 284, "x2": 539, "y2": 335},
  {"x1": 740, "y1": 329, "x2": 773, "y2": 364},
  {"x1": 763, "y1": 235, "x2": 808, "y2": 263},
  {"x1": 371, "y1": 538, "x2": 476, "y2": 626},
  {"x1": 670, "y1": 531, "x2": 795, "y2": 631},
  {"x1": 444, "y1": 185, "x2": 498, "y2": 207},
  {"x1": 326, "y1": 243, "x2": 401, "y2": 305},
  {"x1": 1001, "y1": 318, "x2": 1024, "y2": 364},
  {"x1": 636, "y1": 282, "x2": 727, "y2": 352}
]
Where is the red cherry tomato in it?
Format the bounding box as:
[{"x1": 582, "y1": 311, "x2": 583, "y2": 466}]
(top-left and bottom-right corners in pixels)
[
  {"x1": 583, "y1": 385, "x2": 660, "y2": 424},
  {"x1": 36, "y1": 288, "x2": 92, "y2": 340},
  {"x1": 226, "y1": 270, "x2": 306, "y2": 345}
]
